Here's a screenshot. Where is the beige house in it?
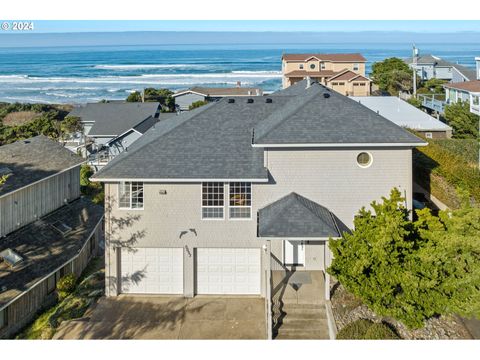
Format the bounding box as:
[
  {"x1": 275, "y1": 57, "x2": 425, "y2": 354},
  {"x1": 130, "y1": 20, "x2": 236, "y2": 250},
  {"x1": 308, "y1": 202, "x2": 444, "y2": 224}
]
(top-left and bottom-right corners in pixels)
[
  {"x1": 282, "y1": 53, "x2": 371, "y2": 96},
  {"x1": 91, "y1": 82, "x2": 425, "y2": 338}
]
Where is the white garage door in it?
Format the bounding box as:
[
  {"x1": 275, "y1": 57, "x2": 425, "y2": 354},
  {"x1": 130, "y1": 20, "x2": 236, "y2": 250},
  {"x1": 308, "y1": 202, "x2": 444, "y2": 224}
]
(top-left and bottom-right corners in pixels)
[
  {"x1": 196, "y1": 248, "x2": 261, "y2": 295},
  {"x1": 121, "y1": 248, "x2": 183, "y2": 294}
]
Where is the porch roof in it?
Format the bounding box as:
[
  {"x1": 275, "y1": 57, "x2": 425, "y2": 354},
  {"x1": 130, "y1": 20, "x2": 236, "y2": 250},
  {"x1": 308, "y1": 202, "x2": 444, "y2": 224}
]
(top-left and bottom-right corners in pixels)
[{"x1": 258, "y1": 192, "x2": 342, "y2": 238}]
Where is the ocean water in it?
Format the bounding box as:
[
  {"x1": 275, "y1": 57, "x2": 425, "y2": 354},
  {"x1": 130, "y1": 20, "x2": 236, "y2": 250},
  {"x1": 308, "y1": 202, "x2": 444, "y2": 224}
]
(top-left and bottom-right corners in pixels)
[{"x1": 0, "y1": 42, "x2": 478, "y2": 104}]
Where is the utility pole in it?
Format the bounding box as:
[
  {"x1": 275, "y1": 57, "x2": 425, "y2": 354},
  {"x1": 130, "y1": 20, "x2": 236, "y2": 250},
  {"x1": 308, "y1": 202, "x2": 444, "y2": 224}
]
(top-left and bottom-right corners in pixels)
[{"x1": 412, "y1": 44, "x2": 418, "y2": 97}]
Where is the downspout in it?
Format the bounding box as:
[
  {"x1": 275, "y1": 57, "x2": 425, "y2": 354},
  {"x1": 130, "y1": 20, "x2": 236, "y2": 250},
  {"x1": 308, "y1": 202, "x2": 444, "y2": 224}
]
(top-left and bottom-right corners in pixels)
[{"x1": 265, "y1": 240, "x2": 273, "y2": 340}]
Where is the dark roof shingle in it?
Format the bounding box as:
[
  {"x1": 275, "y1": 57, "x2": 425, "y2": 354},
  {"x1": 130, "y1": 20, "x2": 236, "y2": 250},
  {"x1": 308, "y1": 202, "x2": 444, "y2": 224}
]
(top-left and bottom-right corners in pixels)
[
  {"x1": 258, "y1": 192, "x2": 340, "y2": 238},
  {"x1": 68, "y1": 102, "x2": 160, "y2": 136},
  {"x1": 0, "y1": 136, "x2": 84, "y2": 196},
  {"x1": 0, "y1": 198, "x2": 104, "y2": 309}
]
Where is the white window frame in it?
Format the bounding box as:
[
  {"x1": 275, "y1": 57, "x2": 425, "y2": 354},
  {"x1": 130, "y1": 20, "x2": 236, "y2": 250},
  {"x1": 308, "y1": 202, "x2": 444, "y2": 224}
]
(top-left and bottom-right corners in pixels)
[
  {"x1": 353, "y1": 63, "x2": 359, "y2": 71},
  {"x1": 320, "y1": 62, "x2": 326, "y2": 70},
  {"x1": 201, "y1": 182, "x2": 225, "y2": 220},
  {"x1": 425, "y1": 132, "x2": 433, "y2": 139},
  {"x1": 118, "y1": 181, "x2": 144, "y2": 210},
  {"x1": 299, "y1": 64, "x2": 304, "y2": 70},
  {"x1": 228, "y1": 182, "x2": 252, "y2": 220},
  {"x1": 356, "y1": 152, "x2": 373, "y2": 168}
]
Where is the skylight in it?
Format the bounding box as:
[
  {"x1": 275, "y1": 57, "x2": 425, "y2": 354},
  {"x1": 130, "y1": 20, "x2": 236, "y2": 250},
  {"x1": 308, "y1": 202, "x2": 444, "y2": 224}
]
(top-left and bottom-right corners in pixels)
[
  {"x1": 51, "y1": 221, "x2": 72, "y2": 235},
  {"x1": 0, "y1": 248, "x2": 24, "y2": 267},
  {"x1": 0, "y1": 166, "x2": 13, "y2": 177}
]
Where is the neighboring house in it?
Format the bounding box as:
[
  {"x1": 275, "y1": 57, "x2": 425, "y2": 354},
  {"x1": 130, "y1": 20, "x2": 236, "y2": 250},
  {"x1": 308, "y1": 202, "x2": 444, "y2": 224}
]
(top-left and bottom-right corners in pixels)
[
  {"x1": 443, "y1": 81, "x2": 480, "y2": 116},
  {"x1": 352, "y1": 96, "x2": 453, "y2": 139},
  {"x1": 68, "y1": 102, "x2": 162, "y2": 169},
  {"x1": 91, "y1": 82, "x2": 425, "y2": 309},
  {"x1": 281, "y1": 53, "x2": 371, "y2": 96},
  {"x1": 173, "y1": 86, "x2": 263, "y2": 111},
  {"x1": 0, "y1": 136, "x2": 103, "y2": 338},
  {"x1": 405, "y1": 54, "x2": 477, "y2": 82}
]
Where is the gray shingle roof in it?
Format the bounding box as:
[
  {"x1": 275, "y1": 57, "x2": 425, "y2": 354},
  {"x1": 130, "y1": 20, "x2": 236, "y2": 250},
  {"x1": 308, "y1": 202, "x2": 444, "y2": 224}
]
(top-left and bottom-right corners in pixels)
[
  {"x1": 69, "y1": 102, "x2": 160, "y2": 136},
  {"x1": 254, "y1": 83, "x2": 425, "y2": 145},
  {"x1": 452, "y1": 64, "x2": 477, "y2": 81},
  {"x1": 0, "y1": 197, "x2": 104, "y2": 309},
  {"x1": 405, "y1": 54, "x2": 476, "y2": 80},
  {"x1": 0, "y1": 135, "x2": 84, "y2": 196},
  {"x1": 133, "y1": 116, "x2": 159, "y2": 134},
  {"x1": 92, "y1": 83, "x2": 424, "y2": 181},
  {"x1": 258, "y1": 192, "x2": 340, "y2": 238}
]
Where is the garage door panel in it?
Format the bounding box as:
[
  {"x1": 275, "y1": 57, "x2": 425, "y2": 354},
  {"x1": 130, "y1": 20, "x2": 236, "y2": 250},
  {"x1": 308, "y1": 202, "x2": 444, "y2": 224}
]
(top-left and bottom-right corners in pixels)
[
  {"x1": 196, "y1": 248, "x2": 261, "y2": 295},
  {"x1": 121, "y1": 248, "x2": 183, "y2": 294}
]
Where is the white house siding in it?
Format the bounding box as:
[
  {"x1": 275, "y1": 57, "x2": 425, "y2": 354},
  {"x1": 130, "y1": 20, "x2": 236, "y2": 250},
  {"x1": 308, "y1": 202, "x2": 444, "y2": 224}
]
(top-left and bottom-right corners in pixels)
[
  {"x1": 174, "y1": 93, "x2": 206, "y2": 111},
  {"x1": 104, "y1": 147, "x2": 413, "y2": 297},
  {"x1": 0, "y1": 167, "x2": 81, "y2": 237}
]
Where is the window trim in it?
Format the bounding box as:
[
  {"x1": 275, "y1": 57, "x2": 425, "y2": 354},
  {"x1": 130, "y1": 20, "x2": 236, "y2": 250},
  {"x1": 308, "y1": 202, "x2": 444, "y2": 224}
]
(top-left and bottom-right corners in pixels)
[
  {"x1": 356, "y1": 152, "x2": 373, "y2": 168},
  {"x1": 118, "y1": 181, "x2": 144, "y2": 210},
  {"x1": 425, "y1": 132, "x2": 433, "y2": 139},
  {"x1": 228, "y1": 182, "x2": 252, "y2": 221},
  {"x1": 353, "y1": 63, "x2": 360, "y2": 71},
  {"x1": 201, "y1": 182, "x2": 225, "y2": 221}
]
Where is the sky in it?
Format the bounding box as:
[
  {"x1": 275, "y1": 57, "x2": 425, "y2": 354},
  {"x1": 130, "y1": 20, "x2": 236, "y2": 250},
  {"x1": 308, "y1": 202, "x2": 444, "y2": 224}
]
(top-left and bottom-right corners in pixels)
[{"x1": 3, "y1": 20, "x2": 480, "y2": 33}]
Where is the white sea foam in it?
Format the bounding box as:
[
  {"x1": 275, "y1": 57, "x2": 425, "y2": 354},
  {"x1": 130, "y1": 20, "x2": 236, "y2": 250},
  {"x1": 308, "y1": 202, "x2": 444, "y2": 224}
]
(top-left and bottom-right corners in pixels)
[{"x1": 93, "y1": 64, "x2": 210, "y2": 70}]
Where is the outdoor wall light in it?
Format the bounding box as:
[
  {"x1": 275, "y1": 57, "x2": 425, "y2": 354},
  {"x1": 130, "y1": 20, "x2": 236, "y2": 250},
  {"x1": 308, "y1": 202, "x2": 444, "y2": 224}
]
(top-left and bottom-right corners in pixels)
[{"x1": 262, "y1": 244, "x2": 268, "y2": 251}]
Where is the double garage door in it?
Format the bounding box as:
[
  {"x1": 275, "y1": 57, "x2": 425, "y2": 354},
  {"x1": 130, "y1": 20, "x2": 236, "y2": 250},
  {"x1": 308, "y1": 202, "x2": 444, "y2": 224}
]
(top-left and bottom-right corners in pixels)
[{"x1": 120, "y1": 247, "x2": 260, "y2": 295}]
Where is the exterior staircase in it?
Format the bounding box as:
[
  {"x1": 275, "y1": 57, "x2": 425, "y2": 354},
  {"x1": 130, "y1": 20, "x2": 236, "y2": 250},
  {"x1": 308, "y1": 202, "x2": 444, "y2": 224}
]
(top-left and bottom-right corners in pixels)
[{"x1": 272, "y1": 299, "x2": 330, "y2": 339}]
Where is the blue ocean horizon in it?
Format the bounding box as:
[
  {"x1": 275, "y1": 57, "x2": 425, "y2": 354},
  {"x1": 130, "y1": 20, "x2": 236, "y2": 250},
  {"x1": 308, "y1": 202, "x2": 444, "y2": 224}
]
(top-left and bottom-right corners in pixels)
[{"x1": 0, "y1": 41, "x2": 479, "y2": 104}]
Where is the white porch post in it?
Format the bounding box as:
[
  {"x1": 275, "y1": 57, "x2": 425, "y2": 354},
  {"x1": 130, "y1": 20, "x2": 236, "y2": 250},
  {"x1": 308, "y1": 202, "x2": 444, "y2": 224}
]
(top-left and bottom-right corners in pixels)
[{"x1": 324, "y1": 243, "x2": 331, "y2": 300}]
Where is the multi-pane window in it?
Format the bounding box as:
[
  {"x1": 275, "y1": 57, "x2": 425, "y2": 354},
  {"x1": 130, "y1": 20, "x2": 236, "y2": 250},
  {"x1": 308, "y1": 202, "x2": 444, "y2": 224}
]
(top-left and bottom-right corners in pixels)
[
  {"x1": 229, "y1": 182, "x2": 252, "y2": 219},
  {"x1": 119, "y1": 182, "x2": 144, "y2": 209},
  {"x1": 353, "y1": 63, "x2": 359, "y2": 71},
  {"x1": 202, "y1": 182, "x2": 224, "y2": 219}
]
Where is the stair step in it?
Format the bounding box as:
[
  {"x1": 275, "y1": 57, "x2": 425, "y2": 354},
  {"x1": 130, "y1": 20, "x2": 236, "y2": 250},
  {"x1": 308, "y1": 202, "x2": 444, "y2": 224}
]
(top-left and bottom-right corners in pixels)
[
  {"x1": 280, "y1": 312, "x2": 328, "y2": 322},
  {"x1": 274, "y1": 329, "x2": 330, "y2": 340},
  {"x1": 275, "y1": 307, "x2": 327, "y2": 316},
  {"x1": 278, "y1": 319, "x2": 329, "y2": 330}
]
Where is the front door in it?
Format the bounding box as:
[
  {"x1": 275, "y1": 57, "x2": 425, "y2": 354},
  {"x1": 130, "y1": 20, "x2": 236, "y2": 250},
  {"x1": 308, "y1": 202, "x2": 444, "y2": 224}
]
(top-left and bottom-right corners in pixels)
[{"x1": 284, "y1": 240, "x2": 305, "y2": 266}]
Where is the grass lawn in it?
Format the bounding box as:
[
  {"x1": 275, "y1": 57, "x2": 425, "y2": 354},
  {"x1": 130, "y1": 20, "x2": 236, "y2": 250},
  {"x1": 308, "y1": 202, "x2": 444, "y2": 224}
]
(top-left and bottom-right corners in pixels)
[{"x1": 16, "y1": 256, "x2": 105, "y2": 340}]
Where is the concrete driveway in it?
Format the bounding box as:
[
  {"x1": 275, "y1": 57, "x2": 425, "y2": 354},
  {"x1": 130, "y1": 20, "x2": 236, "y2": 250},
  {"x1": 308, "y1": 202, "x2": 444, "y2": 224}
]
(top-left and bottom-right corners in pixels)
[{"x1": 53, "y1": 295, "x2": 266, "y2": 339}]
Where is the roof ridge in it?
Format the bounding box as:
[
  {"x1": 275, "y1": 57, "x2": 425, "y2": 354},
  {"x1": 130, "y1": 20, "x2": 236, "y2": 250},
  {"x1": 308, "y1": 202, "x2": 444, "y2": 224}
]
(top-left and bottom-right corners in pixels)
[
  {"x1": 92, "y1": 102, "x2": 217, "y2": 178},
  {"x1": 253, "y1": 84, "x2": 324, "y2": 143},
  {"x1": 292, "y1": 193, "x2": 339, "y2": 234}
]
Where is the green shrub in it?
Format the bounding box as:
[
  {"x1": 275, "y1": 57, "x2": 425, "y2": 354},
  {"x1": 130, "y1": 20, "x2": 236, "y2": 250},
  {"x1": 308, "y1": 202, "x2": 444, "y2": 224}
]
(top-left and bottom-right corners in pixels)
[
  {"x1": 328, "y1": 188, "x2": 480, "y2": 329},
  {"x1": 364, "y1": 323, "x2": 400, "y2": 339},
  {"x1": 189, "y1": 100, "x2": 208, "y2": 110},
  {"x1": 413, "y1": 138, "x2": 480, "y2": 207},
  {"x1": 337, "y1": 319, "x2": 400, "y2": 340},
  {"x1": 57, "y1": 274, "x2": 77, "y2": 301},
  {"x1": 337, "y1": 319, "x2": 374, "y2": 339}
]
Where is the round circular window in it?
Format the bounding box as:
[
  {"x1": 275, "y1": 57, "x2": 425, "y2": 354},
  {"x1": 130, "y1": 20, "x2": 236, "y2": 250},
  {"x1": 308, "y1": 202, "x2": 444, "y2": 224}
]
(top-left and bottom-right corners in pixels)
[
  {"x1": 310, "y1": 63, "x2": 316, "y2": 69},
  {"x1": 357, "y1": 152, "x2": 372, "y2": 168}
]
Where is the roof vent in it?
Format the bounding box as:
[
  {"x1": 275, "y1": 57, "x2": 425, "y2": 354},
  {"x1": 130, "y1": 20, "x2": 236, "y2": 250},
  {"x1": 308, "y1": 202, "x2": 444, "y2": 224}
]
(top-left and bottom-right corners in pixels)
[
  {"x1": 265, "y1": 98, "x2": 273, "y2": 103},
  {"x1": 247, "y1": 98, "x2": 254, "y2": 104},
  {"x1": 0, "y1": 248, "x2": 24, "y2": 267},
  {"x1": 228, "y1": 98, "x2": 235, "y2": 103},
  {"x1": 51, "y1": 221, "x2": 72, "y2": 236},
  {"x1": 323, "y1": 93, "x2": 330, "y2": 99}
]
